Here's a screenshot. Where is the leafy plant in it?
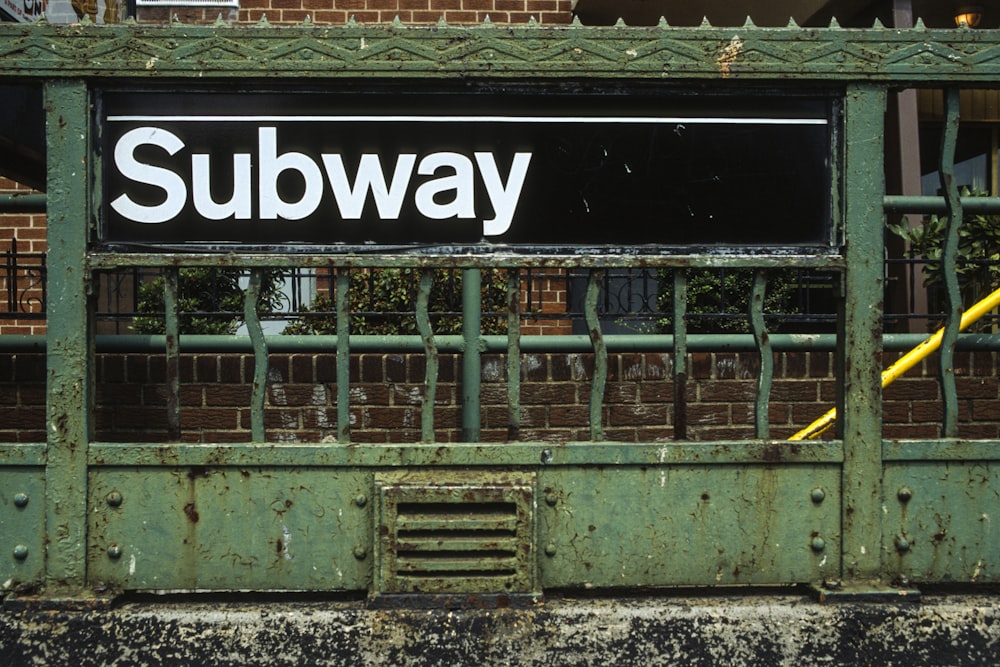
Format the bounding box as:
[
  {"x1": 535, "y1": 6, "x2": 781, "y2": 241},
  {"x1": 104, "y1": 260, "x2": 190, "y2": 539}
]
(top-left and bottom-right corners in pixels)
[
  {"x1": 134, "y1": 268, "x2": 287, "y2": 335},
  {"x1": 655, "y1": 268, "x2": 806, "y2": 333},
  {"x1": 887, "y1": 191, "x2": 1000, "y2": 323},
  {"x1": 283, "y1": 268, "x2": 509, "y2": 335}
]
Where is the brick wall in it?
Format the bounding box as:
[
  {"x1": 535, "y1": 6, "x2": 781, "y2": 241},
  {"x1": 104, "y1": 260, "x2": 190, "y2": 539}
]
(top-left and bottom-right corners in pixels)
[
  {"x1": 137, "y1": 0, "x2": 573, "y2": 26},
  {"x1": 0, "y1": 178, "x2": 46, "y2": 336},
  {"x1": 3, "y1": 351, "x2": 997, "y2": 443}
]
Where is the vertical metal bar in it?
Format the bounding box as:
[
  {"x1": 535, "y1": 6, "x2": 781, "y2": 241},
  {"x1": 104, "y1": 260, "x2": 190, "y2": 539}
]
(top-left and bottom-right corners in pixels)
[
  {"x1": 938, "y1": 87, "x2": 963, "y2": 437},
  {"x1": 163, "y1": 268, "x2": 181, "y2": 441},
  {"x1": 839, "y1": 83, "x2": 887, "y2": 581},
  {"x1": 507, "y1": 269, "x2": 522, "y2": 441},
  {"x1": 750, "y1": 269, "x2": 772, "y2": 440},
  {"x1": 336, "y1": 268, "x2": 351, "y2": 443},
  {"x1": 244, "y1": 269, "x2": 267, "y2": 443},
  {"x1": 673, "y1": 269, "x2": 688, "y2": 440},
  {"x1": 461, "y1": 268, "x2": 482, "y2": 442},
  {"x1": 416, "y1": 269, "x2": 438, "y2": 443},
  {"x1": 585, "y1": 268, "x2": 606, "y2": 441},
  {"x1": 44, "y1": 79, "x2": 91, "y2": 592}
]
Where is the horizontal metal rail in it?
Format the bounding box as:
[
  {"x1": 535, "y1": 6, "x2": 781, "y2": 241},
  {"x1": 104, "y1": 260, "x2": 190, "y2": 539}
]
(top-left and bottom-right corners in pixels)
[{"x1": 2, "y1": 333, "x2": 999, "y2": 352}]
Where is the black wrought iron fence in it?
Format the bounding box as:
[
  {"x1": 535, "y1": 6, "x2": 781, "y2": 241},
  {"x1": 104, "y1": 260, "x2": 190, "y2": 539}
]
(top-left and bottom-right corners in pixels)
[{"x1": 0, "y1": 238, "x2": 45, "y2": 319}]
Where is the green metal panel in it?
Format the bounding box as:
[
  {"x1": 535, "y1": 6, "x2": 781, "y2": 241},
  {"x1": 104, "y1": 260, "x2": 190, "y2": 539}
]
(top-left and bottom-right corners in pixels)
[
  {"x1": 539, "y1": 465, "x2": 840, "y2": 588},
  {"x1": 883, "y1": 462, "x2": 1000, "y2": 584},
  {"x1": 87, "y1": 467, "x2": 372, "y2": 591},
  {"x1": 0, "y1": 468, "x2": 46, "y2": 589}
]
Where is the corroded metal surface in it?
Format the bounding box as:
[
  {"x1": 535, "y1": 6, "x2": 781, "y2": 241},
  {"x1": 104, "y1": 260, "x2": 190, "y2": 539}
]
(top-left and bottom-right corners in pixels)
[{"x1": 1, "y1": 21, "x2": 1000, "y2": 82}]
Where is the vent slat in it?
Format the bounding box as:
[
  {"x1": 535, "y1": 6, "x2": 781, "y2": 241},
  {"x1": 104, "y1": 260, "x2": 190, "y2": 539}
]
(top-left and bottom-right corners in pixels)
[
  {"x1": 397, "y1": 557, "x2": 521, "y2": 573},
  {"x1": 397, "y1": 537, "x2": 520, "y2": 553},
  {"x1": 396, "y1": 516, "x2": 519, "y2": 532}
]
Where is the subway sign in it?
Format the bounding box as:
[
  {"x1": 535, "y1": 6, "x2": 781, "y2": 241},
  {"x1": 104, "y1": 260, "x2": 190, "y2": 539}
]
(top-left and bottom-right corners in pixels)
[{"x1": 99, "y1": 89, "x2": 834, "y2": 251}]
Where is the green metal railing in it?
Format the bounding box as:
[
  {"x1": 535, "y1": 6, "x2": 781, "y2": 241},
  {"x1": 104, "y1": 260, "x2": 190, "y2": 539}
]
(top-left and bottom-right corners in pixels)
[{"x1": 1, "y1": 21, "x2": 999, "y2": 603}]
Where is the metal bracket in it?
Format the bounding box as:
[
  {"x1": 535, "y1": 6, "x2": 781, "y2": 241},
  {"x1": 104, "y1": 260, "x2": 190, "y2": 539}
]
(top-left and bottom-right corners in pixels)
[{"x1": 809, "y1": 580, "x2": 921, "y2": 604}]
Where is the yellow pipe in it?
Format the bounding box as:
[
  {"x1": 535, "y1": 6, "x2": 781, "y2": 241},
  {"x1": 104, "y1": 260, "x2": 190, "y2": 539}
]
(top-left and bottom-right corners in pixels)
[{"x1": 789, "y1": 285, "x2": 1000, "y2": 441}]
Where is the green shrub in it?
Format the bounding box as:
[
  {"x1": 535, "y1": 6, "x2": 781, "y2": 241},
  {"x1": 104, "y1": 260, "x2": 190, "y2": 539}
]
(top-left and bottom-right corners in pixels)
[
  {"x1": 133, "y1": 268, "x2": 286, "y2": 335},
  {"x1": 283, "y1": 268, "x2": 509, "y2": 335}
]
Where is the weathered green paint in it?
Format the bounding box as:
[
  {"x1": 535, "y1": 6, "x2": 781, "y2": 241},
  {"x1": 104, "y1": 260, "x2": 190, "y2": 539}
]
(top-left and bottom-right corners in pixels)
[
  {"x1": 461, "y1": 269, "x2": 482, "y2": 442},
  {"x1": 85, "y1": 441, "x2": 846, "y2": 468},
  {"x1": 43, "y1": 79, "x2": 93, "y2": 593},
  {"x1": 584, "y1": 269, "x2": 606, "y2": 442},
  {"x1": 6, "y1": 331, "x2": 997, "y2": 354},
  {"x1": 415, "y1": 269, "x2": 437, "y2": 443},
  {"x1": 539, "y1": 465, "x2": 841, "y2": 588},
  {"x1": 672, "y1": 270, "x2": 688, "y2": 440},
  {"x1": 87, "y1": 467, "x2": 372, "y2": 591},
  {"x1": 163, "y1": 269, "x2": 181, "y2": 441},
  {"x1": 2, "y1": 22, "x2": 1000, "y2": 83},
  {"x1": 838, "y1": 83, "x2": 886, "y2": 581},
  {"x1": 373, "y1": 471, "x2": 537, "y2": 597},
  {"x1": 506, "y1": 270, "x2": 522, "y2": 439},
  {"x1": 751, "y1": 269, "x2": 771, "y2": 440},
  {"x1": 335, "y1": 270, "x2": 351, "y2": 443},
  {"x1": 243, "y1": 270, "x2": 267, "y2": 443},
  {"x1": 938, "y1": 89, "x2": 963, "y2": 438},
  {"x1": 2, "y1": 22, "x2": 999, "y2": 601},
  {"x1": 883, "y1": 462, "x2": 1000, "y2": 584},
  {"x1": 0, "y1": 468, "x2": 46, "y2": 589}
]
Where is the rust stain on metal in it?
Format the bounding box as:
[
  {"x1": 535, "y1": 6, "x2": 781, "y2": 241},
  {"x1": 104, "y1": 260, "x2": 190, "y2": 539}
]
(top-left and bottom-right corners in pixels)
[{"x1": 718, "y1": 36, "x2": 744, "y2": 78}]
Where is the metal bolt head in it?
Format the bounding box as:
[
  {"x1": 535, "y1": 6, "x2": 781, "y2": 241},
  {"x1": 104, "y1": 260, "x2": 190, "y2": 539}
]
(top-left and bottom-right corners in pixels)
[
  {"x1": 107, "y1": 544, "x2": 123, "y2": 560},
  {"x1": 545, "y1": 493, "x2": 558, "y2": 507},
  {"x1": 106, "y1": 491, "x2": 123, "y2": 508},
  {"x1": 12, "y1": 544, "x2": 29, "y2": 560},
  {"x1": 811, "y1": 537, "x2": 826, "y2": 553},
  {"x1": 810, "y1": 488, "x2": 825, "y2": 504},
  {"x1": 13, "y1": 493, "x2": 29, "y2": 508},
  {"x1": 353, "y1": 545, "x2": 368, "y2": 560},
  {"x1": 544, "y1": 543, "x2": 557, "y2": 557},
  {"x1": 353, "y1": 494, "x2": 368, "y2": 508},
  {"x1": 897, "y1": 487, "x2": 913, "y2": 503},
  {"x1": 895, "y1": 535, "x2": 910, "y2": 553}
]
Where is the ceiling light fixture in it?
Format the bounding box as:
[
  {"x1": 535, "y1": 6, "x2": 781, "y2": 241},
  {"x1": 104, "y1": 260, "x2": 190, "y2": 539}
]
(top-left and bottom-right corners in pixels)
[{"x1": 954, "y1": 4, "x2": 984, "y2": 28}]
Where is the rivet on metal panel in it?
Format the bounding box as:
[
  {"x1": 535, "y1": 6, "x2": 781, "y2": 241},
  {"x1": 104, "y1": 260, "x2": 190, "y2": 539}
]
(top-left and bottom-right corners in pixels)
[
  {"x1": 540, "y1": 449, "x2": 553, "y2": 464},
  {"x1": 106, "y1": 491, "x2": 123, "y2": 508},
  {"x1": 353, "y1": 545, "x2": 368, "y2": 560},
  {"x1": 107, "y1": 544, "x2": 123, "y2": 560},
  {"x1": 13, "y1": 492, "x2": 28, "y2": 508},
  {"x1": 894, "y1": 535, "x2": 911, "y2": 553},
  {"x1": 544, "y1": 543, "x2": 557, "y2": 557},
  {"x1": 13, "y1": 544, "x2": 29, "y2": 560},
  {"x1": 810, "y1": 488, "x2": 825, "y2": 504},
  {"x1": 897, "y1": 487, "x2": 913, "y2": 503},
  {"x1": 353, "y1": 494, "x2": 368, "y2": 508},
  {"x1": 811, "y1": 537, "x2": 826, "y2": 553},
  {"x1": 545, "y1": 493, "x2": 558, "y2": 507}
]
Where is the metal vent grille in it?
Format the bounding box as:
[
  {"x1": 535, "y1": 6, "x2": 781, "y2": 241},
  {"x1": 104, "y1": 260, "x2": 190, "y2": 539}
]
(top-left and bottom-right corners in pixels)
[{"x1": 375, "y1": 472, "x2": 536, "y2": 597}]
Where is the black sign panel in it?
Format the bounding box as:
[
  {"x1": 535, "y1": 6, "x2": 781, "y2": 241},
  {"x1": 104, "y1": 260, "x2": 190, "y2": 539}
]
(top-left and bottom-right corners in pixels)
[{"x1": 98, "y1": 89, "x2": 834, "y2": 251}]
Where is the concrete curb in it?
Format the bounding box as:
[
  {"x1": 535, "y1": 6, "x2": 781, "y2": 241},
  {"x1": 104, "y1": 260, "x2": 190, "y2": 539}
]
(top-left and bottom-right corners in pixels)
[{"x1": 1, "y1": 594, "x2": 998, "y2": 666}]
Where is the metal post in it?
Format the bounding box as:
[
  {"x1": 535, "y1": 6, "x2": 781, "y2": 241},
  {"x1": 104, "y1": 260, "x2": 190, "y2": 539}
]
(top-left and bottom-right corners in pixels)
[
  {"x1": 750, "y1": 269, "x2": 772, "y2": 440},
  {"x1": 43, "y1": 79, "x2": 92, "y2": 595},
  {"x1": 938, "y1": 88, "x2": 963, "y2": 437},
  {"x1": 838, "y1": 83, "x2": 887, "y2": 584},
  {"x1": 461, "y1": 268, "x2": 482, "y2": 442}
]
